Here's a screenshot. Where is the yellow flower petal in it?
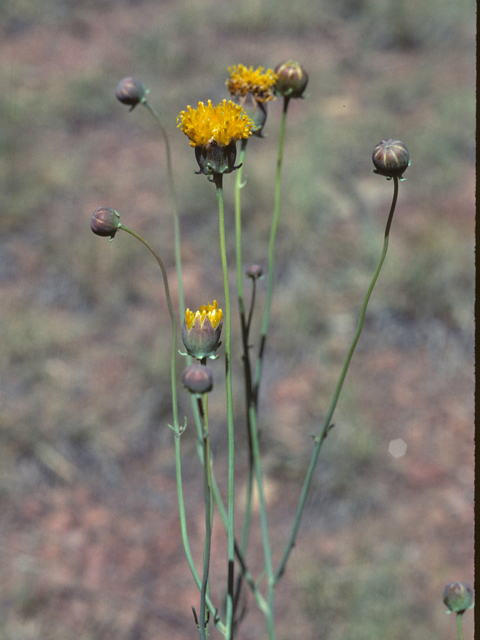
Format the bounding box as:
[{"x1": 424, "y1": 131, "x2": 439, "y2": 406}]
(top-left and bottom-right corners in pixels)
[
  {"x1": 177, "y1": 100, "x2": 254, "y2": 148},
  {"x1": 185, "y1": 300, "x2": 223, "y2": 331},
  {"x1": 226, "y1": 64, "x2": 278, "y2": 103}
]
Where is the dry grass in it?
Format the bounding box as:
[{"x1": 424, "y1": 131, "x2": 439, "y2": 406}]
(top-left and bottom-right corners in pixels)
[{"x1": 0, "y1": 0, "x2": 474, "y2": 638}]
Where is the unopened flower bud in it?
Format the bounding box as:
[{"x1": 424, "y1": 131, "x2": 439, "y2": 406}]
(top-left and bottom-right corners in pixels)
[
  {"x1": 372, "y1": 139, "x2": 410, "y2": 179},
  {"x1": 182, "y1": 364, "x2": 214, "y2": 395},
  {"x1": 245, "y1": 264, "x2": 263, "y2": 279},
  {"x1": 115, "y1": 77, "x2": 147, "y2": 110},
  {"x1": 274, "y1": 61, "x2": 308, "y2": 98},
  {"x1": 182, "y1": 301, "x2": 223, "y2": 360},
  {"x1": 91, "y1": 207, "x2": 121, "y2": 239},
  {"x1": 443, "y1": 582, "x2": 474, "y2": 614}
]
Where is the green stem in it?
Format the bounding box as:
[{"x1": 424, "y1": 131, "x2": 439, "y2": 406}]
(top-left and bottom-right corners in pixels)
[
  {"x1": 274, "y1": 176, "x2": 400, "y2": 585},
  {"x1": 456, "y1": 613, "x2": 463, "y2": 640},
  {"x1": 193, "y1": 414, "x2": 263, "y2": 609},
  {"x1": 173, "y1": 433, "x2": 225, "y2": 635},
  {"x1": 119, "y1": 225, "x2": 179, "y2": 430},
  {"x1": 234, "y1": 139, "x2": 255, "y2": 556},
  {"x1": 143, "y1": 103, "x2": 215, "y2": 567},
  {"x1": 248, "y1": 401, "x2": 276, "y2": 640},
  {"x1": 234, "y1": 122, "x2": 282, "y2": 640},
  {"x1": 119, "y1": 225, "x2": 226, "y2": 636},
  {"x1": 143, "y1": 100, "x2": 185, "y2": 319},
  {"x1": 233, "y1": 139, "x2": 256, "y2": 633},
  {"x1": 253, "y1": 96, "x2": 290, "y2": 404},
  {"x1": 234, "y1": 98, "x2": 292, "y2": 640},
  {"x1": 141, "y1": 104, "x2": 219, "y2": 574},
  {"x1": 246, "y1": 278, "x2": 257, "y2": 338},
  {"x1": 213, "y1": 173, "x2": 235, "y2": 640},
  {"x1": 143, "y1": 99, "x2": 208, "y2": 483},
  {"x1": 208, "y1": 468, "x2": 270, "y2": 618},
  {"x1": 199, "y1": 393, "x2": 213, "y2": 640},
  {"x1": 235, "y1": 138, "x2": 248, "y2": 326}
]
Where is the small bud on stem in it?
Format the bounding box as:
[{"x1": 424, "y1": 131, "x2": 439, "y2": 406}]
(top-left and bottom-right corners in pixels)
[
  {"x1": 182, "y1": 364, "x2": 214, "y2": 395},
  {"x1": 443, "y1": 582, "x2": 474, "y2": 614},
  {"x1": 245, "y1": 264, "x2": 263, "y2": 279},
  {"x1": 90, "y1": 207, "x2": 121, "y2": 239},
  {"x1": 115, "y1": 77, "x2": 147, "y2": 110},
  {"x1": 372, "y1": 139, "x2": 410, "y2": 179},
  {"x1": 274, "y1": 61, "x2": 308, "y2": 98}
]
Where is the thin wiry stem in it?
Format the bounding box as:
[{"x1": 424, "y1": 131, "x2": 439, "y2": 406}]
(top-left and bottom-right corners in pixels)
[
  {"x1": 274, "y1": 176, "x2": 400, "y2": 585},
  {"x1": 233, "y1": 138, "x2": 255, "y2": 557},
  {"x1": 143, "y1": 99, "x2": 185, "y2": 319},
  {"x1": 456, "y1": 613, "x2": 464, "y2": 640},
  {"x1": 118, "y1": 225, "x2": 226, "y2": 636},
  {"x1": 253, "y1": 96, "x2": 290, "y2": 405},
  {"x1": 213, "y1": 173, "x2": 235, "y2": 640},
  {"x1": 198, "y1": 392, "x2": 213, "y2": 640}
]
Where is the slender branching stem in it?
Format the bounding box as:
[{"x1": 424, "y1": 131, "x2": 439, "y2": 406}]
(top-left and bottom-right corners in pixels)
[
  {"x1": 274, "y1": 176, "x2": 400, "y2": 585},
  {"x1": 253, "y1": 96, "x2": 290, "y2": 405},
  {"x1": 213, "y1": 173, "x2": 235, "y2": 640},
  {"x1": 232, "y1": 138, "x2": 257, "y2": 631},
  {"x1": 235, "y1": 138, "x2": 249, "y2": 327},
  {"x1": 246, "y1": 278, "x2": 257, "y2": 338},
  {"x1": 119, "y1": 225, "x2": 179, "y2": 430},
  {"x1": 143, "y1": 100, "x2": 214, "y2": 515},
  {"x1": 247, "y1": 401, "x2": 276, "y2": 640},
  {"x1": 143, "y1": 100, "x2": 185, "y2": 319},
  {"x1": 233, "y1": 97, "x2": 292, "y2": 640},
  {"x1": 456, "y1": 613, "x2": 464, "y2": 640},
  {"x1": 233, "y1": 142, "x2": 276, "y2": 635},
  {"x1": 143, "y1": 100, "x2": 214, "y2": 519},
  {"x1": 199, "y1": 392, "x2": 213, "y2": 640},
  {"x1": 234, "y1": 139, "x2": 256, "y2": 556},
  {"x1": 457, "y1": 612, "x2": 463, "y2": 640},
  {"x1": 118, "y1": 225, "x2": 226, "y2": 636},
  {"x1": 174, "y1": 425, "x2": 226, "y2": 635},
  {"x1": 143, "y1": 101, "x2": 234, "y2": 582},
  {"x1": 193, "y1": 422, "x2": 265, "y2": 614},
  {"x1": 142, "y1": 103, "x2": 216, "y2": 552},
  {"x1": 208, "y1": 473, "x2": 271, "y2": 617}
]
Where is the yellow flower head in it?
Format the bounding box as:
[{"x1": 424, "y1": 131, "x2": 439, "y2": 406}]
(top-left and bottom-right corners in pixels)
[
  {"x1": 177, "y1": 100, "x2": 254, "y2": 148},
  {"x1": 182, "y1": 300, "x2": 223, "y2": 360},
  {"x1": 226, "y1": 65, "x2": 278, "y2": 103},
  {"x1": 185, "y1": 300, "x2": 223, "y2": 331}
]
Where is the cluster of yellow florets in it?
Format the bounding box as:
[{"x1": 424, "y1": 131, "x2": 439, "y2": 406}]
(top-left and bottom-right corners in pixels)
[
  {"x1": 177, "y1": 100, "x2": 254, "y2": 148},
  {"x1": 185, "y1": 300, "x2": 223, "y2": 331},
  {"x1": 226, "y1": 65, "x2": 278, "y2": 103}
]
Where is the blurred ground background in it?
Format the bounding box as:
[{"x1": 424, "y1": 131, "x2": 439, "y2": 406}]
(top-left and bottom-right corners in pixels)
[{"x1": 0, "y1": 0, "x2": 475, "y2": 638}]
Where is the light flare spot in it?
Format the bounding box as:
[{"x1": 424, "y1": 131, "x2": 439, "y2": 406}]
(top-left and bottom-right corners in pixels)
[{"x1": 388, "y1": 438, "x2": 407, "y2": 458}]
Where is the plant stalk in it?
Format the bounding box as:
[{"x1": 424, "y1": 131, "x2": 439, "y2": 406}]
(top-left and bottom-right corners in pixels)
[
  {"x1": 119, "y1": 225, "x2": 226, "y2": 636},
  {"x1": 253, "y1": 96, "x2": 290, "y2": 405},
  {"x1": 274, "y1": 176, "x2": 400, "y2": 584},
  {"x1": 213, "y1": 173, "x2": 236, "y2": 640},
  {"x1": 143, "y1": 100, "x2": 185, "y2": 319},
  {"x1": 199, "y1": 392, "x2": 213, "y2": 640}
]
